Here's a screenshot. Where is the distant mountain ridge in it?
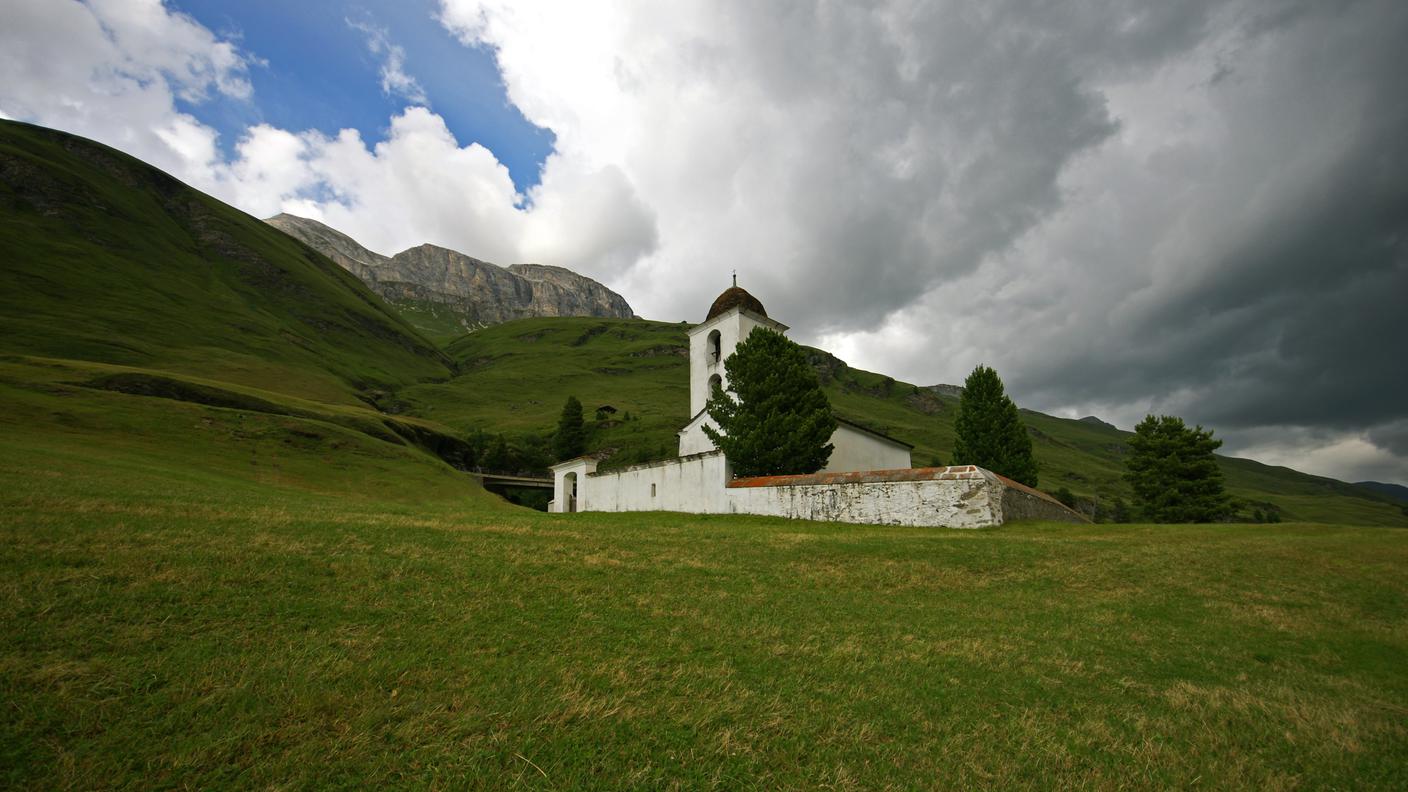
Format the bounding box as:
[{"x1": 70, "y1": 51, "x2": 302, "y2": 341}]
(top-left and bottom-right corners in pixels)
[
  {"x1": 265, "y1": 214, "x2": 634, "y2": 339},
  {"x1": 1356, "y1": 481, "x2": 1408, "y2": 504}
]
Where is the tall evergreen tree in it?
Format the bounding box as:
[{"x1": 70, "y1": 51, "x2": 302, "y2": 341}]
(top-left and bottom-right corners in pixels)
[
  {"x1": 703, "y1": 327, "x2": 836, "y2": 476},
  {"x1": 1124, "y1": 414, "x2": 1230, "y2": 523},
  {"x1": 553, "y1": 395, "x2": 586, "y2": 461},
  {"x1": 951, "y1": 365, "x2": 1039, "y2": 487}
]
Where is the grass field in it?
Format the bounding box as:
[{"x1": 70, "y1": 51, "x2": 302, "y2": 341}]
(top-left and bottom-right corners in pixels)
[
  {"x1": 4, "y1": 399, "x2": 1407, "y2": 789},
  {"x1": 5, "y1": 119, "x2": 1408, "y2": 789}
]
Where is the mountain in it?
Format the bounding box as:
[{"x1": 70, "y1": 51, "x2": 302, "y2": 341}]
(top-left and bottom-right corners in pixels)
[
  {"x1": 1078, "y1": 415, "x2": 1118, "y2": 430},
  {"x1": 1357, "y1": 481, "x2": 1408, "y2": 504},
  {"x1": 0, "y1": 119, "x2": 513, "y2": 487},
  {"x1": 0, "y1": 120, "x2": 452, "y2": 405},
  {"x1": 264, "y1": 213, "x2": 634, "y2": 341}
]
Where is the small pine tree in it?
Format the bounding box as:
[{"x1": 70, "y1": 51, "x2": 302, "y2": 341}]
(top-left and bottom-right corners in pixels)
[
  {"x1": 1054, "y1": 486, "x2": 1076, "y2": 508},
  {"x1": 553, "y1": 396, "x2": 586, "y2": 461},
  {"x1": 1112, "y1": 496, "x2": 1133, "y2": 524},
  {"x1": 951, "y1": 365, "x2": 1038, "y2": 487},
  {"x1": 703, "y1": 327, "x2": 836, "y2": 477},
  {"x1": 1124, "y1": 414, "x2": 1230, "y2": 523}
]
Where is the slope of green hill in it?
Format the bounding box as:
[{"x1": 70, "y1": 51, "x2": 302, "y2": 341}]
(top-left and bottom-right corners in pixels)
[
  {"x1": 0, "y1": 119, "x2": 491, "y2": 500},
  {"x1": 0, "y1": 120, "x2": 451, "y2": 406},
  {"x1": 396, "y1": 316, "x2": 1408, "y2": 526}
]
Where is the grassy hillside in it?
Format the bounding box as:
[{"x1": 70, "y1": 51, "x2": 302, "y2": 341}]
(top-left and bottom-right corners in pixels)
[
  {"x1": 4, "y1": 403, "x2": 1407, "y2": 788},
  {"x1": 397, "y1": 317, "x2": 1408, "y2": 526},
  {"x1": 0, "y1": 120, "x2": 451, "y2": 406}
]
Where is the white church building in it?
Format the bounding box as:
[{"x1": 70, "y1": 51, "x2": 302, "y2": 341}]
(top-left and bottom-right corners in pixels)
[{"x1": 549, "y1": 286, "x2": 1080, "y2": 528}]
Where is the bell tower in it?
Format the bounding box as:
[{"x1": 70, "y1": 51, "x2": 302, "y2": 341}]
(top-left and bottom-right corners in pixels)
[{"x1": 686, "y1": 281, "x2": 789, "y2": 418}]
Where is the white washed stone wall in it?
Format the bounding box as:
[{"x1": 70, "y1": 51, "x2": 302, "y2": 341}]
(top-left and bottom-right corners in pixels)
[
  {"x1": 825, "y1": 424, "x2": 912, "y2": 473},
  {"x1": 553, "y1": 454, "x2": 1010, "y2": 528},
  {"x1": 678, "y1": 415, "x2": 912, "y2": 472}
]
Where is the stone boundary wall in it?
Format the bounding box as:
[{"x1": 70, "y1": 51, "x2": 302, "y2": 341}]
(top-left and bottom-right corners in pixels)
[
  {"x1": 728, "y1": 465, "x2": 986, "y2": 487},
  {"x1": 994, "y1": 475, "x2": 1089, "y2": 523},
  {"x1": 553, "y1": 457, "x2": 1082, "y2": 528},
  {"x1": 727, "y1": 465, "x2": 1002, "y2": 529}
]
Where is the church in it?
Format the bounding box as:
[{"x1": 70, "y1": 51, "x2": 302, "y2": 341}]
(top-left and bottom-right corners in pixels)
[{"x1": 549, "y1": 285, "x2": 1080, "y2": 528}]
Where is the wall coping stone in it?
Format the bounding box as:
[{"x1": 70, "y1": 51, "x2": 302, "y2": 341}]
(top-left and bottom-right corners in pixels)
[{"x1": 727, "y1": 465, "x2": 984, "y2": 488}]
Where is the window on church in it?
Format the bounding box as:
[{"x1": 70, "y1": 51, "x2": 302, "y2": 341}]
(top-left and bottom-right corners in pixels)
[
  {"x1": 707, "y1": 330, "x2": 721, "y2": 364},
  {"x1": 651, "y1": 483, "x2": 657, "y2": 497},
  {"x1": 708, "y1": 374, "x2": 722, "y2": 395}
]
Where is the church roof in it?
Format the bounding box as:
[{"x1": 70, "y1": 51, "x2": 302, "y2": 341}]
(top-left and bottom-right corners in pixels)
[{"x1": 706, "y1": 286, "x2": 767, "y2": 321}]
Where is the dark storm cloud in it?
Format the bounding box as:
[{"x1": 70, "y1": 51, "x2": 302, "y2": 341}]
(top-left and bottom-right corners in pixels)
[
  {"x1": 996, "y1": 1, "x2": 1408, "y2": 453},
  {"x1": 717, "y1": 0, "x2": 1232, "y2": 332},
  {"x1": 762, "y1": 0, "x2": 1408, "y2": 482},
  {"x1": 1368, "y1": 421, "x2": 1408, "y2": 457}
]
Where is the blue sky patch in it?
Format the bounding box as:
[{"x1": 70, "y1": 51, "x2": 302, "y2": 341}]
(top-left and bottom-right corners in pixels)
[{"x1": 168, "y1": 0, "x2": 554, "y2": 193}]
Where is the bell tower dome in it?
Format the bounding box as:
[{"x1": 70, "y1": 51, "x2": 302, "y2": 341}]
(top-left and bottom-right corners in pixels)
[{"x1": 685, "y1": 281, "x2": 788, "y2": 418}]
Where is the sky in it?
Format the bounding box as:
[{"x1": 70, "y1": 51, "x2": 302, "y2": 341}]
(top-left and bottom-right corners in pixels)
[{"x1": 2, "y1": 0, "x2": 1406, "y2": 487}]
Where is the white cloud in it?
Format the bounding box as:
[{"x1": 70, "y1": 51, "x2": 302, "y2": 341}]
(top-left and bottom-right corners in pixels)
[
  {"x1": 0, "y1": 0, "x2": 655, "y2": 278},
  {"x1": 0, "y1": 0, "x2": 252, "y2": 181},
  {"x1": 347, "y1": 18, "x2": 429, "y2": 106}
]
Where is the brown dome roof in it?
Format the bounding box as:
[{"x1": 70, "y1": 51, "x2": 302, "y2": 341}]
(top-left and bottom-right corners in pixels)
[{"x1": 706, "y1": 286, "x2": 767, "y2": 321}]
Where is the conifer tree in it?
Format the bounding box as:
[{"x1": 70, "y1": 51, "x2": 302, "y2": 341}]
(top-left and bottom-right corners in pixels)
[
  {"x1": 482, "y1": 434, "x2": 512, "y2": 473},
  {"x1": 951, "y1": 365, "x2": 1039, "y2": 487},
  {"x1": 553, "y1": 395, "x2": 586, "y2": 461},
  {"x1": 1124, "y1": 414, "x2": 1230, "y2": 523},
  {"x1": 1111, "y1": 497, "x2": 1133, "y2": 524},
  {"x1": 703, "y1": 327, "x2": 836, "y2": 476}
]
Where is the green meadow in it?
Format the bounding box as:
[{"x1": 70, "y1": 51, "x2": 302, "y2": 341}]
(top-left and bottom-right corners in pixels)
[
  {"x1": 4, "y1": 386, "x2": 1407, "y2": 789},
  {"x1": 3, "y1": 119, "x2": 1407, "y2": 788}
]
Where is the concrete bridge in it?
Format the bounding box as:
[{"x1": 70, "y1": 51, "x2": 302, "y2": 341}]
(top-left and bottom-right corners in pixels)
[{"x1": 469, "y1": 473, "x2": 553, "y2": 510}]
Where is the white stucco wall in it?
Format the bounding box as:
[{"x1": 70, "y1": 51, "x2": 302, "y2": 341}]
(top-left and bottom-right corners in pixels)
[
  {"x1": 825, "y1": 423, "x2": 911, "y2": 472},
  {"x1": 553, "y1": 454, "x2": 1010, "y2": 528},
  {"x1": 677, "y1": 412, "x2": 719, "y2": 456},
  {"x1": 678, "y1": 413, "x2": 911, "y2": 473},
  {"x1": 581, "y1": 452, "x2": 735, "y2": 513}
]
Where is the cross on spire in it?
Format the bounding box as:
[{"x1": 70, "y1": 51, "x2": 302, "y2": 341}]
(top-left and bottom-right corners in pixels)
[{"x1": 732, "y1": 270, "x2": 737, "y2": 288}]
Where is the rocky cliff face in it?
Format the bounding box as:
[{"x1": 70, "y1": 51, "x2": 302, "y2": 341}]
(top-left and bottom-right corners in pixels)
[{"x1": 264, "y1": 214, "x2": 634, "y2": 330}]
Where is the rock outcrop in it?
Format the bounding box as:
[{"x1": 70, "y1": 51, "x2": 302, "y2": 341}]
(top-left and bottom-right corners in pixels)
[{"x1": 265, "y1": 214, "x2": 634, "y2": 329}]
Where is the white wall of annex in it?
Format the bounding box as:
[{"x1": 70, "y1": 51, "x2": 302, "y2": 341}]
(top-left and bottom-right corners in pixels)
[{"x1": 824, "y1": 424, "x2": 912, "y2": 473}]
